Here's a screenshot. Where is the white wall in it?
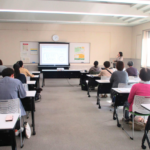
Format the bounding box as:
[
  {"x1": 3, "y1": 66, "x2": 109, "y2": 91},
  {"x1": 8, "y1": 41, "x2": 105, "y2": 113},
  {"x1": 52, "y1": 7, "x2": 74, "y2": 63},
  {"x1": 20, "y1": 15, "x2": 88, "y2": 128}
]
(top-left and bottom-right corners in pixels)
[{"x1": 0, "y1": 23, "x2": 132, "y2": 69}]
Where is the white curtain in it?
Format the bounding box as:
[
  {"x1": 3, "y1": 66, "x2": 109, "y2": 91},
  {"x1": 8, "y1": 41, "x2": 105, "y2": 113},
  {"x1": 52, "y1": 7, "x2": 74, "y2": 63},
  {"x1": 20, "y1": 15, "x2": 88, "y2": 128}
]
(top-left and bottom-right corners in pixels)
[{"x1": 141, "y1": 31, "x2": 150, "y2": 67}]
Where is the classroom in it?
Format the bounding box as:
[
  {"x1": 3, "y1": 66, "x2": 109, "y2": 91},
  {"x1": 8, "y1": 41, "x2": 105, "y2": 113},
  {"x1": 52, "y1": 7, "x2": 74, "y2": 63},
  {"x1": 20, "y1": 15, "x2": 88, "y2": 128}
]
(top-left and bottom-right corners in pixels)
[{"x1": 0, "y1": 0, "x2": 150, "y2": 150}]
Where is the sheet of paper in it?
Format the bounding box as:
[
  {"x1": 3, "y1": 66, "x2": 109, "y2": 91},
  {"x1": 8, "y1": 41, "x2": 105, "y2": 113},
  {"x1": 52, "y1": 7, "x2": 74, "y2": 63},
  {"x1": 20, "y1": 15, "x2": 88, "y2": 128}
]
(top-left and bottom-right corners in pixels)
[
  {"x1": 30, "y1": 49, "x2": 38, "y2": 55},
  {"x1": 21, "y1": 57, "x2": 30, "y2": 63},
  {"x1": 118, "y1": 88, "x2": 131, "y2": 92}
]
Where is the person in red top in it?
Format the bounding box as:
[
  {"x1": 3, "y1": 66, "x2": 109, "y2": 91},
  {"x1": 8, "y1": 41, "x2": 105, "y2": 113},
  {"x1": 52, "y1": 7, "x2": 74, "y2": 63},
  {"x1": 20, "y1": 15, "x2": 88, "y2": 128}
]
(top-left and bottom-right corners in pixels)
[{"x1": 123, "y1": 68, "x2": 150, "y2": 120}]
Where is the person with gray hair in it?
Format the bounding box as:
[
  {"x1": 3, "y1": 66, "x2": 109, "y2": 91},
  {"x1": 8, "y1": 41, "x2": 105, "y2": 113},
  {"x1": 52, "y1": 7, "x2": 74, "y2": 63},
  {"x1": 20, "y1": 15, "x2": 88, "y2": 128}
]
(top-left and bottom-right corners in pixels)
[{"x1": 126, "y1": 61, "x2": 138, "y2": 76}]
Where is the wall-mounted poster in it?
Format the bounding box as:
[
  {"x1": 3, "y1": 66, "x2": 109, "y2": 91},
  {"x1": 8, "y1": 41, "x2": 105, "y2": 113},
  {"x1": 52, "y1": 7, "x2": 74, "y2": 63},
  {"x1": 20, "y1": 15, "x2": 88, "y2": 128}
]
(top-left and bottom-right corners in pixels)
[
  {"x1": 20, "y1": 42, "x2": 38, "y2": 63},
  {"x1": 70, "y1": 43, "x2": 90, "y2": 63}
]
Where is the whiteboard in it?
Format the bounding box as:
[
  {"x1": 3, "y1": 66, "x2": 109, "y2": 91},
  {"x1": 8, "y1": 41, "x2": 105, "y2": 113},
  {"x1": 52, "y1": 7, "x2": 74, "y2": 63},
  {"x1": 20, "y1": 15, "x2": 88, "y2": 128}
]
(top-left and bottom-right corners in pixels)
[
  {"x1": 70, "y1": 43, "x2": 90, "y2": 63},
  {"x1": 20, "y1": 42, "x2": 90, "y2": 64},
  {"x1": 20, "y1": 42, "x2": 38, "y2": 63}
]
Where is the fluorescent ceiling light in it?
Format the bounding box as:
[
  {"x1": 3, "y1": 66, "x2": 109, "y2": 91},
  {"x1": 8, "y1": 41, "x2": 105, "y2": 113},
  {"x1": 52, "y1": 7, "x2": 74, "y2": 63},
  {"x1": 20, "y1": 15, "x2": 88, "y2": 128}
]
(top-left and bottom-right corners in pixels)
[
  {"x1": 0, "y1": 9, "x2": 148, "y2": 18},
  {"x1": 0, "y1": 19, "x2": 129, "y2": 25},
  {"x1": 82, "y1": 0, "x2": 150, "y2": 4}
]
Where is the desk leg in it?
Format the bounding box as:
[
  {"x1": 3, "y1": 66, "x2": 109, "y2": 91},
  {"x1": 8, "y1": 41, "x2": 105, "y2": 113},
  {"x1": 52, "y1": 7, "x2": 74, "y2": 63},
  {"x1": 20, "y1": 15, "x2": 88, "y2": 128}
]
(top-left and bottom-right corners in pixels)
[
  {"x1": 113, "y1": 106, "x2": 116, "y2": 120},
  {"x1": 42, "y1": 73, "x2": 44, "y2": 87},
  {"x1": 38, "y1": 77, "x2": 40, "y2": 88},
  {"x1": 31, "y1": 97, "x2": 36, "y2": 135},
  {"x1": 79, "y1": 77, "x2": 81, "y2": 85},
  {"x1": 11, "y1": 129, "x2": 17, "y2": 150},
  {"x1": 87, "y1": 83, "x2": 90, "y2": 97},
  {"x1": 141, "y1": 116, "x2": 150, "y2": 149},
  {"x1": 97, "y1": 84, "x2": 100, "y2": 106}
]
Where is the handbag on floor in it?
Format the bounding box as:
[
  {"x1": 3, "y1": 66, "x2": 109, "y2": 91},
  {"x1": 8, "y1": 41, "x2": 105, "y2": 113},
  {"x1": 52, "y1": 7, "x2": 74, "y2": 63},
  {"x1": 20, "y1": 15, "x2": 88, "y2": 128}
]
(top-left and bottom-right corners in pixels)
[
  {"x1": 128, "y1": 116, "x2": 146, "y2": 131},
  {"x1": 24, "y1": 122, "x2": 31, "y2": 139}
]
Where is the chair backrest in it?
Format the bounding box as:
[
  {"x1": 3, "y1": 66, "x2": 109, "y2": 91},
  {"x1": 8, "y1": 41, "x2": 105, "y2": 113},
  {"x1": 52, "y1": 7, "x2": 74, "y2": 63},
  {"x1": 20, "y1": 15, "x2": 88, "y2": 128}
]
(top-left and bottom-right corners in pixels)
[
  {"x1": 0, "y1": 98, "x2": 20, "y2": 114},
  {"x1": 118, "y1": 83, "x2": 132, "y2": 88},
  {"x1": 26, "y1": 76, "x2": 30, "y2": 81},
  {"x1": 133, "y1": 95, "x2": 150, "y2": 114},
  {"x1": 23, "y1": 84, "x2": 29, "y2": 91},
  {"x1": 128, "y1": 76, "x2": 135, "y2": 80},
  {"x1": 101, "y1": 76, "x2": 110, "y2": 80}
]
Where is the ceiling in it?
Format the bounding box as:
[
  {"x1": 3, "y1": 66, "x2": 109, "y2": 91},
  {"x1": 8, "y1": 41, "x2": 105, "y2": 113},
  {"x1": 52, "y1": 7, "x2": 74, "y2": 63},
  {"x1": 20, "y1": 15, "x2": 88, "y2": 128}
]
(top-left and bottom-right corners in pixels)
[{"x1": 0, "y1": 0, "x2": 150, "y2": 26}]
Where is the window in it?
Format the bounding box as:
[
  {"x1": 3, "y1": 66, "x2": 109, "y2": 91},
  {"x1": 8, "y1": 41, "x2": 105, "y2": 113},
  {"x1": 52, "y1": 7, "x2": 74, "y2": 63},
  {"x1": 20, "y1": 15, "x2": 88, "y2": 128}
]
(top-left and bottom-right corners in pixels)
[{"x1": 141, "y1": 31, "x2": 150, "y2": 67}]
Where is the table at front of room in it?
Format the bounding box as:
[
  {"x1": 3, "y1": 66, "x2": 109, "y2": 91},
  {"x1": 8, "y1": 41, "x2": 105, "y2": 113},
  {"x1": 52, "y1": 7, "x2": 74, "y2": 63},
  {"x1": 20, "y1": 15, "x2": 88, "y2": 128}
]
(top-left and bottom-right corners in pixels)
[
  {"x1": 21, "y1": 91, "x2": 36, "y2": 135},
  {"x1": 42, "y1": 69, "x2": 82, "y2": 87},
  {"x1": 0, "y1": 114, "x2": 19, "y2": 150}
]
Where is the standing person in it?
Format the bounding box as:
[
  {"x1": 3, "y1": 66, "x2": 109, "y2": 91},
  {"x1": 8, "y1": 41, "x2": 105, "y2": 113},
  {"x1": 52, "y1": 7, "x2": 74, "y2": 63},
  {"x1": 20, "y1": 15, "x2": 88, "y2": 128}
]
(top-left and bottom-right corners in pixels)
[
  {"x1": 89, "y1": 61, "x2": 101, "y2": 74},
  {"x1": 126, "y1": 61, "x2": 138, "y2": 76},
  {"x1": 0, "y1": 59, "x2": 7, "y2": 73},
  {"x1": 18, "y1": 60, "x2": 35, "y2": 77},
  {"x1": 98, "y1": 61, "x2": 113, "y2": 98},
  {"x1": 0, "y1": 68, "x2": 26, "y2": 116},
  {"x1": 110, "y1": 61, "x2": 128, "y2": 105},
  {"x1": 13, "y1": 63, "x2": 26, "y2": 83},
  {"x1": 113, "y1": 52, "x2": 123, "y2": 68}
]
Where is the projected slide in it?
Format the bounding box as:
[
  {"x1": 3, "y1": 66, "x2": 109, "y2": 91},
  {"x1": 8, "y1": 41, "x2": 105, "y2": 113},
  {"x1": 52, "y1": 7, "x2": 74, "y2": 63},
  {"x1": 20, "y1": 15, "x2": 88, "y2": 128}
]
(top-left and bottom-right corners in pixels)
[{"x1": 40, "y1": 44, "x2": 69, "y2": 65}]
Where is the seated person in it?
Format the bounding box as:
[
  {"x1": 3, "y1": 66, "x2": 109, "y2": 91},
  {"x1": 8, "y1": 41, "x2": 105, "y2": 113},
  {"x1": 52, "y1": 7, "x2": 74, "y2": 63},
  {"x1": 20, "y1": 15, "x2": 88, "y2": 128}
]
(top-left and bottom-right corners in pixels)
[
  {"x1": 13, "y1": 63, "x2": 26, "y2": 84},
  {"x1": 98, "y1": 61, "x2": 113, "y2": 98},
  {"x1": 0, "y1": 68, "x2": 26, "y2": 116},
  {"x1": 110, "y1": 61, "x2": 128, "y2": 105},
  {"x1": 98, "y1": 61, "x2": 113, "y2": 77},
  {"x1": 126, "y1": 61, "x2": 138, "y2": 76},
  {"x1": 18, "y1": 60, "x2": 35, "y2": 77},
  {"x1": 89, "y1": 61, "x2": 101, "y2": 74},
  {"x1": 123, "y1": 68, "x2": 150, "y2": 120},
  {"x1": 0, "y1": 59, "x2": 7, "y2": 74}
]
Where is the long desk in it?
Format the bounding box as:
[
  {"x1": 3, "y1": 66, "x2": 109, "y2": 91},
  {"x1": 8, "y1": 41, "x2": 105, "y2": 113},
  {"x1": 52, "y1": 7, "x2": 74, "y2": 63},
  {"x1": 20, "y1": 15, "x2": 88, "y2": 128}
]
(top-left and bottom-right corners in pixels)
[
  {"x1": 0, "y1": 114, "x2": 19, "y2": 150},
  {"x1": 86, "y1": 74, "x2": 100, "y2": 97},
  {"x1": 27, "y1": 81, "x2": 36, "y2": 85},
  {"x1": 96, "y1": 79, "x2": 140, "y2": 109},
  {"x1": 42, "y1": 69, "x2": 82, "y2": 87},
  {"x1": 111, "y1": 88, "x2": 131, "y2": 127},
  {"x1": 21, "y1": 91, "x2": 36, "y2": 135},
  {"x1": 80, "y1": 71, "x2": 89, "y2": 89},
  {"x1": 31, "y1": 75, "x2": 40, "y2": 88},
  {"x1": 30, "y1": 71, "x2": 40, "y2": 75}
]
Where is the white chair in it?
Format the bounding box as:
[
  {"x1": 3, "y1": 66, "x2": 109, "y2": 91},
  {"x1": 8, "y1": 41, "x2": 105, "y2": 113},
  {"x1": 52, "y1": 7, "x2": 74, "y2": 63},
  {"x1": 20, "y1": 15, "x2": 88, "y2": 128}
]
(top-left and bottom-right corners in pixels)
[
  {"x1": 26, "y1": 76, "x2": 30, "y2": 81},
  {"x1": 118, "y1": 83, "x2": 132, "y2": 88},
  {"x1": 23, "y1": 84, "x2": 29, "y2": 91},
  {"x1": 122, "y1": 95, "x2": 150, "y2": 140},
  {"x1": 128, "y1": 76, "x2": 135, "y2": 80},
  {"x1": 101, "y1": 76, "x2": 110, "y2": 80},
  {"x1": 0, "y1": 98, "x2": 24, "y2": 148}
]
